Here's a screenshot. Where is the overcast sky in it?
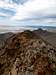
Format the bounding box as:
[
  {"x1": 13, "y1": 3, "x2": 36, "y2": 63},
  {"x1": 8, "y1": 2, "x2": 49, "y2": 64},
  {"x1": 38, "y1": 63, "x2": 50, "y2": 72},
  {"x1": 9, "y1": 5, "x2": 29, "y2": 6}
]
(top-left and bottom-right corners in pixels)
[{"x1": 0, "y1": 0, "x2": 56, "y2": 27}]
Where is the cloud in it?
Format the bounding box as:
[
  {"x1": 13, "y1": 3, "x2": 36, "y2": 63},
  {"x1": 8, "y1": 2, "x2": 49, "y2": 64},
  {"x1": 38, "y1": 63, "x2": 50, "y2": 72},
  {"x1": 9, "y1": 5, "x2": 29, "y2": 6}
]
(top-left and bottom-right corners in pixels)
[
  {"x1": 0, "y1": 8, "x2": 15, "y2": 17},
  {"x1": 0, "y1": 12, "x2": 7, "y2": 17},
  {"x1": 0, "y1": 0, "x2": 29, "y2": 19},
  {"x1": 11, "y1": 0, "x2": 28, "y2": 4},
  {"x1": 0, "y1": 0, "x2": 56, "y2": 27},
  {"x1": 0, "y1": 0, "x2": 17, "y2": 8},
  {"x1": 0, "y1": 0, "x2": 16, "y2": 19},
  {"x1": 12, "y1": 0, "x2": 56, "y2": 20}
]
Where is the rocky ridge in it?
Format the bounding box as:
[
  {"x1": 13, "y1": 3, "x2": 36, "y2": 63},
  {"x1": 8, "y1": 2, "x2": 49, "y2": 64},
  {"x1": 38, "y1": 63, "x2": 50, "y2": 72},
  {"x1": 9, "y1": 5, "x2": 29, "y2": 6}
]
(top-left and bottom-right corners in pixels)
[{"x1": 0, "y1": 30, "x2": 56, "y2": 75}]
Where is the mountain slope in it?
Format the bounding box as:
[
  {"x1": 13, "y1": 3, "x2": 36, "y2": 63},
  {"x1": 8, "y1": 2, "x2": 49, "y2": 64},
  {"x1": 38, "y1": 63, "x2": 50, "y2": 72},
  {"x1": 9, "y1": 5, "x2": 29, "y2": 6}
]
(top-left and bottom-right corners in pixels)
[
  {"x1": 0, "y1": 32, "x2": 14, "y2": 48},
  {"x1": 0, "y1": 30, "x2": 56, "y2": 75},
  {"x1": 34, "y1": 28, "x2": 56, "y2": 48}
]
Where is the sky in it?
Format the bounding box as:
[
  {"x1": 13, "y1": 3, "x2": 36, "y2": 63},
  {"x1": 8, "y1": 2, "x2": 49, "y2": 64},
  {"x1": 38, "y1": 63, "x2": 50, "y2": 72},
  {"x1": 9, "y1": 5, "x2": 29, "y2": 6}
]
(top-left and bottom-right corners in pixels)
[{"x1": 0, "y1": 0, "x2": 56, "y2": 30}]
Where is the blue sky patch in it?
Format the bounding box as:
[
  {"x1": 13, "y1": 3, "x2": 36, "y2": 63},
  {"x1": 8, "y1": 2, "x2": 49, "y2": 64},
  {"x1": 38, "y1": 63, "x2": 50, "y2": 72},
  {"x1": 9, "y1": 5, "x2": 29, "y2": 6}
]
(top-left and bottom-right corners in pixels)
[{"x1": 0, "y1": 7, "x2": 16, "y2": 16}]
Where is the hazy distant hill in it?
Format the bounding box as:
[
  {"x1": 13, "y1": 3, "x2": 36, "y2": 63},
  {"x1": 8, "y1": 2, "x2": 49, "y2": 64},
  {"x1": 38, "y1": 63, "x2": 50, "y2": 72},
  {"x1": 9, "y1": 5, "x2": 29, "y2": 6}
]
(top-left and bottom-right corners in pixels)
[
  {"x1": 0, "y1": 32, "x2": 14, "y2": 48},
  {"x1": 33, "y1": 28, "x2": 56, "y2": 48}
]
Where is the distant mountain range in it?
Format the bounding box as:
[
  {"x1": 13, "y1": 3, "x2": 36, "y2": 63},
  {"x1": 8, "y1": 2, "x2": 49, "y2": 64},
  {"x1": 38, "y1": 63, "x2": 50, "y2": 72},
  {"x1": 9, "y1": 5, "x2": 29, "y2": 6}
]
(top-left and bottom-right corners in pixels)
[
  {"x1": 26, "y1": 26, "x2": 56, "y2": 32},
  {"x1": 0, "y1": 26, "x2": 56, "y2": 33}
]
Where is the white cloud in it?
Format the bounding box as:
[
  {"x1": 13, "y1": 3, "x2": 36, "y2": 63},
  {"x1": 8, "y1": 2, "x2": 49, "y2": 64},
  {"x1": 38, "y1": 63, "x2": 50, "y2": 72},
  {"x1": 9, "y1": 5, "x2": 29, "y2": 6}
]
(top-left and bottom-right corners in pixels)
[
  {"x1": 0, "y1": 0, "x2": 56, "y2": 27},
  {"x1": 0, "y1": 0, "x2": 17, "y2": 9},
  {"x1": 32, "y1": 18, "x2": 56, "y2": 24},
  {"x1": 0, "y1": 12, "x2": 7, "y2": 16},
  {"x1": 0, "y1": 0, "x2": 17, "y2": 19},
  {"x1": 12, "y1": 0, "x2": 56, "y2": 20},
  {"x1": 0, "y1": 0, "x2": 56, "y2": 21}
]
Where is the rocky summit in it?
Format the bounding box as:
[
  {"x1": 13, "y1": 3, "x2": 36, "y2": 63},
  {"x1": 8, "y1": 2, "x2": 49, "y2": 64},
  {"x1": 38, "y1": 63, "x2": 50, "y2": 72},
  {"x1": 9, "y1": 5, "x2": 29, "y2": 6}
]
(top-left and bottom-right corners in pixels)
[{"x1": 0, "y1": 30, "x2": 56, "y2": 75}]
